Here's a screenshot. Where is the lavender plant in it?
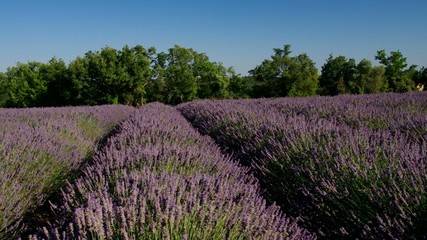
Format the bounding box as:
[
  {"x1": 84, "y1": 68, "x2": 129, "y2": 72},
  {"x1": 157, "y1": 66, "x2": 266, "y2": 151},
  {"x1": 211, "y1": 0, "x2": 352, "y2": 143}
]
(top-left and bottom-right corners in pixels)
[
  {"x1": 24, "y1": 103, "x2": 315, "y2": 240},
  {"x1": 0, "y1": 105, "x2": 134, "y2": 239},
  {"x1": 178, "y1": 92, "x2": 427, "y2": 239}
]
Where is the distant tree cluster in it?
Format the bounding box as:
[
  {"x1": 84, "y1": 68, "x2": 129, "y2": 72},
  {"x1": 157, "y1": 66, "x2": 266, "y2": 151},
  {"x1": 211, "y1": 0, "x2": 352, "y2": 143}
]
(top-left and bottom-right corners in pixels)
[
  {"x1": 249, "y1": 45, "x2": 424, "y2": 97},
  {"x1": 0, "y1": 45, "x2": 241, "y2": 107},
  {"x1": 0, "y1": 44, "x2": 425, "y2": 107}
]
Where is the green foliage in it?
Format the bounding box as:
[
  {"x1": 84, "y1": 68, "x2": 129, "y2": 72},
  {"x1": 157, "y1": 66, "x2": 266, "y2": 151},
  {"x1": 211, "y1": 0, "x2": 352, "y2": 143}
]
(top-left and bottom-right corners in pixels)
[
  {"x1": 2, "y1": 62, "x2": 48, "y2": 107},
  {"x1": 38, "y1": 58, "x2": 70, "y2": 106},
  {"x1": 164, "y1": 45, "x2": 198, "y2": 104},
  {"x1": 375, "y1": 49, "x2": 416, "y2": 92},
  {"x1": 148, "y1": 45, "x2": 236, "y2": 105},
  {"x1": 249, "y1": 44, "x2": 318, "y2": 98},
  {"x1": 68, "y1": 45, "x2": 152, "y2": 106},
  {"x1": 318, "y1": 55, "x2": 357, "y2": 95},
  {"x1": 286, "y1": 53, "x2": 319, "y2": 96},
  {"x1": 1, "y1": 44, "x2": 424, "y2": 108},
  {"x1": 413, "y1": 67, "x2": 427, "y2": 87},
  {"x1": 352, "y1": 59, "x2": 372, "y2": 94},
  {"x1": 0, "y1": 72, "x2": 7, "y2": 106},
  {"x1": 67, "y1": 56, "x2": 89, "y2": 105},
  {"x1": 228, "y1": 74, "x2": 252, "y2": 99},
  {"x1": 147, "y1": 50, "x2": 168, "y2": 102},
  {"x1": 319, "y1": 55, "x2": 389, "y2": 95},
  {"x1": 117, "y1": 45, "x2": 153, "y2": 106},
  {"x1": 350, "y1": 59, "x2": 387, "y2": 94},
  {"x1": 0, "y1": 59, "x2": 76, "y2": 107},
  {"x1": 366, "y1": 65, "x2": 387, "y2": 93}
]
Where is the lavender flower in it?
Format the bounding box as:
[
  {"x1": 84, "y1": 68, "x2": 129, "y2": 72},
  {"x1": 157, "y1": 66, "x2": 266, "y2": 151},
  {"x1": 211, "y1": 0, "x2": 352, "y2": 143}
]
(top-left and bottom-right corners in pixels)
[
  {"x1": 0, "y1": 105, "x2": 134, "y2": 239},
  {"x1": 23, "y1": 103, "x2": 314, "y2": 239},
  {"x1": 178, "y1": 92, "x2": 427, "y2": 239}
]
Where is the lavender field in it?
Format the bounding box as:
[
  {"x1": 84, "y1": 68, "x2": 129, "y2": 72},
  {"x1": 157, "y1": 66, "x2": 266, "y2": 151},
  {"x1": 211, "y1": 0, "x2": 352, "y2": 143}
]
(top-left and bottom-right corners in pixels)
[
  {"x1": 20, "y1": 103, "x2": 313, "y2": 240},
  {"x1": 0, "y1": 105, "x2": 134, "y2": 239},
  {"x1": 1, "y1": 92, "x2": 426, "y2": 239},
  {"x1": 178, "y1": 92, "x2": 427, "y2": 239}
]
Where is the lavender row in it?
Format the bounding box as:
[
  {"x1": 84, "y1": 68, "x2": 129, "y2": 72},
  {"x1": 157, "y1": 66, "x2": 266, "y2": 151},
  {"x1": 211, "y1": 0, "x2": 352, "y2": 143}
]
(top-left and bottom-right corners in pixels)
[
  {"x1": 0, "y1": 105, "x2": 134, "y2": 239},
  {"x1": 177, "y1": 92, "x2": 427, "y2": 239},
  {"x1": 257, "y1": 92, "x2": 427, "y2": 140},
  {"x1": 24, "y1": 103, "x2": 315, "y2": 239}
]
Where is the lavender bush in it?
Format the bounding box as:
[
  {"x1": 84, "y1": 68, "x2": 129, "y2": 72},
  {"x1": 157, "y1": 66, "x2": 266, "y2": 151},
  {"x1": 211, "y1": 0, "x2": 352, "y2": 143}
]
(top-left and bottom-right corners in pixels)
[
  {"x1": 178, "y1": 92, "x2": 427, "y2": 239},
  {"x1": 24, "y1": 103, "x2": 315, "y2": 240},
  {"x1": 0, "y1": 105, "x2": 134, "y2": 239}
]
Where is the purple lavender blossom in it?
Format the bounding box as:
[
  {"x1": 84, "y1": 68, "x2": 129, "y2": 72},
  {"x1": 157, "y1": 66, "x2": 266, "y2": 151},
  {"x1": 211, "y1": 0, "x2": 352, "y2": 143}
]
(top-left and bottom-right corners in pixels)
[
  {"x1": 178, "y1": 92, "x2": 427, "y2": 239},
  {"x1": 23, "y1": 103, "x2": 315, "y2": 240},
  {"x1": 0, "y1": 105, "x2": 134, "y2": 239}
]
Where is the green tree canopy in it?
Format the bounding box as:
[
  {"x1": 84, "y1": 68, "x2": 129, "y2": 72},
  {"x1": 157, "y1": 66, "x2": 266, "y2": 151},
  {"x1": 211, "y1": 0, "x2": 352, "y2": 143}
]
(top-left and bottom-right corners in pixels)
[
  {"x1": 375, "y1": 49, "x2": 416, "y2": 92},
  {"x1": 38, "y1": 57, "x2": 69, "y2": 106},
  {"x1": 68, "y1": 45, "x2": 152, "y2": 106},
  {"x1": 163, "y1": 45, "x2": 198, "y2": 105},
  {"x1": 227, "y1": 72, "x2": 251, "y2": 99},
  {"x1": 249, "y1": 44, "x2": 318, "y2": 98},
  {"x1": 148, "y1": 45, "x2": 237, "y2": 105},
  {"x1": 366, "y1": 65, "x2": 386, "y2": 94},
  {"x1": 0, "y1": 44, "x2": 422, "y2": 108},
  {"x1": 192, "y1": 53, "x2": 230, "y2": 99},
  {"x1": 318, "y1": 55, "x2": 388, "y2": 95},
  {"x1": 413, "y1": 67, "x2": 427, "y2": 89},
  {"x1": 318, "y1": 55, "x2": 357, "y2": 95},
  {"x1": 1, "y1": 61, "x2": 47, "y2": 107},
  {"x1": 351, "y1": 59, "x2": 386, "y2": 94},
  {"x1": 0, "y1": 71, "x2": 7, "y2": 106},
  {"x1": 147, "y1": 50, "x2": 168, "y2": 103}
]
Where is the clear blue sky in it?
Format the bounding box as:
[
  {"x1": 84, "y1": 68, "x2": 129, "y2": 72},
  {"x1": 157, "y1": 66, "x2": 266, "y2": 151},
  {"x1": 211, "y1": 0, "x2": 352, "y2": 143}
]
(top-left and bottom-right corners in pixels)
[{"x1": 1, "y1": 0, "x2": 426, "y2": 75}]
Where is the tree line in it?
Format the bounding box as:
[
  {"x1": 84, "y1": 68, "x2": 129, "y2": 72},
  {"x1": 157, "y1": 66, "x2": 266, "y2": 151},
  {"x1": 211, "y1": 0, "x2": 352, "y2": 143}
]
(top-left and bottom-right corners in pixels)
[{"x1": 0, "y1": 44, "x2": 426, "y2": 107}]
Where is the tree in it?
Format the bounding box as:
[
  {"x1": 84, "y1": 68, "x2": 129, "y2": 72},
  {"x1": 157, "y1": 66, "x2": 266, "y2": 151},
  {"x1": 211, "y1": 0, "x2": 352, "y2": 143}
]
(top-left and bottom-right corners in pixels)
[
  {"x1": 148, "y1": 45, "x2": 234, "y2": 105},
  {"x1": 72, "y1": 49, "x2": 116, "y2": 105},
  {"x1": 193, "y1": 53, "x2": 230, "y2": 99},
  {"x1": 351, "y1": 59, "x2": 386, "y2": 94},
  {"x1": 351, "y1": 59, "x2": 371, "y2": 94},
  {"x1": 2, "y1": 62, "x2": 47, "y2": 107},
  {"x1": 89, "y1": 46, "x2": 120, "y2": 104},
  {"x1": 413, "y1": 67, "x2": 427, "y2": 89},
  {"x1": 68, "y1": 45, "x2": 151, "y2": 106},
  {"x1": 286, "y1": 53, "x2": 319, "y2": 96},
  {"x1": 38, "y1": 57, "x2": 70, "y2": 106},
  {"x1": 147, "y1": 49, "x2": 168, "y2": 103},
  {"x1": 0, "y1": 72, "x2": 7, "y2": 106},
  {"x1": 366, "y1": 66, "x2": 386, "y2": 93},
  {"x1": 249, "y1": 58, "x2": 277, "y2": 98},
  {"x1": 250, "y1": 44, "x2": 318, "y2": 97},
  {"x1": 318, "y1": 55, "x2": 357, "y2": 95},
  {"x1": 164, "y1": 45, "x2": 198, "y2": 105},
  {"x1": 228, "y1": 72, "x2": 251, "y2": 99},
  {"x1": 115, "y1": 45, "x2": 152, "y2": 106},
  {"x1": 375, "y1": 49, "x2": 416, "y2": 92},
  {"x1": 67, "y1": 56, "x2": 90, "y2": 105}
]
